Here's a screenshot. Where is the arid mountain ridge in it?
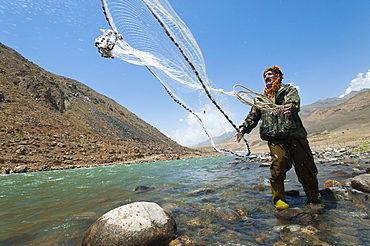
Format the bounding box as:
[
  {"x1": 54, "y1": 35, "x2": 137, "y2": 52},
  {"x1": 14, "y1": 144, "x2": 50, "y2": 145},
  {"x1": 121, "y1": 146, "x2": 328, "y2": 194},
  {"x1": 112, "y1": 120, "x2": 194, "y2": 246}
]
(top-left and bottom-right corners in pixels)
[
  {"x1": 298, "y1": 89, "x2": 367, "y2": 118},
  {"x1": 301, "y1": 89, "x2": 370, "y2": 149},
  {"x1": 0, "y1": 43, "x2": 213, "y2": 173}
]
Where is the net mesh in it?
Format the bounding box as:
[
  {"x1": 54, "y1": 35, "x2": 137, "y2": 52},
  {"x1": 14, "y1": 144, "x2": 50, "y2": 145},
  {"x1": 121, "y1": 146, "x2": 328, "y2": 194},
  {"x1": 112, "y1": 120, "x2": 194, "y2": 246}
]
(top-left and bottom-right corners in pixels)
[{"x1": 96, "y1": 0, "x2": 251, "y2": 156}]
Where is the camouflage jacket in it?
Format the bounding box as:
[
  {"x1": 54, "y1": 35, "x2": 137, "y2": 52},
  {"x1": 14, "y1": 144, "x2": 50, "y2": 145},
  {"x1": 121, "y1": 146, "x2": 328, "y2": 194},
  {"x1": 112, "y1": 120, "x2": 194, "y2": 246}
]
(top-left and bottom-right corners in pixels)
[{"x1": 239, "y1": 84, "x2": 307, "y2": 140}]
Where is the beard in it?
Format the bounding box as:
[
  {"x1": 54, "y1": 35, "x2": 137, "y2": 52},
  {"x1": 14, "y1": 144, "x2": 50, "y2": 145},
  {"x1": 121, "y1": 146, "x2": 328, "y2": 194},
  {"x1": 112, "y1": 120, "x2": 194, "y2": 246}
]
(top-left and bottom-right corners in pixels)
[{"x1": 264, "y1": 76, "x2": 281, "y2": 96}]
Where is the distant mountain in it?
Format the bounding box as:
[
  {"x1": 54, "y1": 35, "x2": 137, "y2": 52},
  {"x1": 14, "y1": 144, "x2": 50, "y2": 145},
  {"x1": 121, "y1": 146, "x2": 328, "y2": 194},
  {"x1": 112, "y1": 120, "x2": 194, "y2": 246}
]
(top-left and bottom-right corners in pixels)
[
  {"x1": 191, "y1": 131, "x2": 230, "y2": 147},
  {"x1": 302, "y1": 89, "x2": 370, "y2": 134},
  {"x1": 299, "y1": 89, "x2": 369, "y2": 118},
  {"x1": 0, "y1": 43, "x2": 203, "y2": 172}
]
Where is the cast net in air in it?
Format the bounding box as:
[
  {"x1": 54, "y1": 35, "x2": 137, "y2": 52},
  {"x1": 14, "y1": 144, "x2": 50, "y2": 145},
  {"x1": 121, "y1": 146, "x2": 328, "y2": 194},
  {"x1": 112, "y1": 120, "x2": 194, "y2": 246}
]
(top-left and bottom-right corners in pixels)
[{"x1": 95, "y1": 0, "x2": 251, "y2": 156}]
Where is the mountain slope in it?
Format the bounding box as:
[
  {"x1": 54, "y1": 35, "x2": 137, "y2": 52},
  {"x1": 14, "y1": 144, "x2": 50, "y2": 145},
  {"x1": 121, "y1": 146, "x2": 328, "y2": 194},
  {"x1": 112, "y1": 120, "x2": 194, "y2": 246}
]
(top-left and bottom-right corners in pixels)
[
  {"x1": 302, "y1": 90, "x2": 370, "y2": 132},
  {"x1": 0, "y1": 43, "x2": 207, "y2": 172},
  {"x1": 299, "y1": 89, "x2": 369, "y2": 118}
]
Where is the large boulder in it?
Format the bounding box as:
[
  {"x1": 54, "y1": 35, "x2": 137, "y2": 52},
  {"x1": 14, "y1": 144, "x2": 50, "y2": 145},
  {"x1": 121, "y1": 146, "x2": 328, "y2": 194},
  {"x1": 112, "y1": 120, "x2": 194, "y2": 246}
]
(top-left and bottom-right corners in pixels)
[{"x1": 82, "y1": 202, "x2": 177, "y2": 246}]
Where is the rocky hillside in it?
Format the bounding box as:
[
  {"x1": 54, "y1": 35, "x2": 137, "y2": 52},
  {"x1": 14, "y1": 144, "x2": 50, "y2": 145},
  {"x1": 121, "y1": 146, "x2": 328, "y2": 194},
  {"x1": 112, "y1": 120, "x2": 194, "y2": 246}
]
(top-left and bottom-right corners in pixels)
[
  {"x1": 301, "y1": 89, "x2": 370, "y2": 149},
  {"x1": 0, "y1": 43, "x2": 210, "y2": 173},
  {"x1": 299, "y1": 90, "x2": 367, "y2": 118},
  {"x1": 303, "y1": 90, "x2": 370, "y2": 128}
]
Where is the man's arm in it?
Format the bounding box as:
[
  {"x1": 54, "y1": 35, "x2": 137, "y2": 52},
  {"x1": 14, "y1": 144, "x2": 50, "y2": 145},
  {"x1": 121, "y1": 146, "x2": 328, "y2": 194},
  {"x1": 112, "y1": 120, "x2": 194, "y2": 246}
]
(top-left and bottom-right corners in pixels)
[
  {"x1": 283, "y1": 86, "x2": 301, "y2": 115},
  {"x1": 235, "y1": 106, "x2": 261, "y2": 142}
]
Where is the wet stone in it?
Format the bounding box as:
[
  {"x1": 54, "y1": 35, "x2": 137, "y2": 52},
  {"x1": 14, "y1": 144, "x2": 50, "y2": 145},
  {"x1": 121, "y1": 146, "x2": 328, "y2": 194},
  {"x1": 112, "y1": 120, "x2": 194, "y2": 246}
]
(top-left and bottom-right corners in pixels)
[
  {"x1": 259, "y1": 162, "x2": 271, "y2": 167},
  {"x1": 275, "y1": 207, "x2": 306, "y2": 220},
  {"x1": 305, "y1": 203, "x2": 325, "y2": 215},
  {"x1": 189, "y1": 188, "x2": 215, "y2": 195},
  {"x1": 275, "y1": 206, "x2": 321, "y2": 225},
  {"x1": 134, "y1": 185, "x2": 153, "y2": 192},
  {"x1": 213, "y1": 207, "x2": 241, "y2": 222},
  {"x1": 345, "y1": 174, "x2": 370, "y2": 193},
  {"x1": 169, "y1": 235, "x2": 194, "y2": 246},
  {"x1": 251, "y1": 185, "x2": 268, "y2": 191},
  {"x1": 320, "y1": 186, "x2": 369, "y2": 202},
  {"x1": 285, "y1": 190, "x2": 300, "y2": 197},
  {"x1": 323, "y1": 180, "x2": 343, "y2": 189},
  {"x1": 329, "y1": 170, "x2": 352, "y2": 178}
]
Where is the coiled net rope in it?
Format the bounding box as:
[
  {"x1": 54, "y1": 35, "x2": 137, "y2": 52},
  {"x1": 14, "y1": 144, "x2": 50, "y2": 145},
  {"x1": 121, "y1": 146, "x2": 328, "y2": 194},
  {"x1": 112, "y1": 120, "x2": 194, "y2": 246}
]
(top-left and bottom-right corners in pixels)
[{"x1": 233, "y1": 85, "x2": 281, "y2": 114}]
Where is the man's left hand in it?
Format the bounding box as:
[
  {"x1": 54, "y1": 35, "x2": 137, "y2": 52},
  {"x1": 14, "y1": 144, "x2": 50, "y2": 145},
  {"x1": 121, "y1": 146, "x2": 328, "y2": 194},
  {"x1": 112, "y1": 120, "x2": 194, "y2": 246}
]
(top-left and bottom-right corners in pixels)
[{"x1": 281, "y1": 104, "x2": 292, "y2": 116}]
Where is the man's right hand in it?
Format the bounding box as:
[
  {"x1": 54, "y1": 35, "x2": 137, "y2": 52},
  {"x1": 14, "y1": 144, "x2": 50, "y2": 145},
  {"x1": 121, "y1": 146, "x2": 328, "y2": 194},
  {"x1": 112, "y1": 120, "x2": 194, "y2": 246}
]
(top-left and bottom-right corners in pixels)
[{"x1": 234, "y1": 129, "x2": 245, "y2": 143}]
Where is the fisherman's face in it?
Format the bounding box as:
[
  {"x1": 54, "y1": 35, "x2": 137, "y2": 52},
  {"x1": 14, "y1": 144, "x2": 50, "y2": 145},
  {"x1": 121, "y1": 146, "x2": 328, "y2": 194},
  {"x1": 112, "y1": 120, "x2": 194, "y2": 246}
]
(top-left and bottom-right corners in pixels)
[{"x1": 263, "y1": 70, "x2": 277, "y2": 89}]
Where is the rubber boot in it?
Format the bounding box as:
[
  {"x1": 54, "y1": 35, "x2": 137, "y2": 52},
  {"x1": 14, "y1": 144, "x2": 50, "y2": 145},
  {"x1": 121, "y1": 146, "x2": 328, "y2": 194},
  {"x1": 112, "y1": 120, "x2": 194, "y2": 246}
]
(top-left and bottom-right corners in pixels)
[
  {"x1": 305, "y1": 189, "x2": 321, "y2": 204},
  {"x1": 275, "y1": 199, "x2": 289, "y2": 210},
  {"x1": 271, "y1": 182, "x2": 289, "y2": 209}
]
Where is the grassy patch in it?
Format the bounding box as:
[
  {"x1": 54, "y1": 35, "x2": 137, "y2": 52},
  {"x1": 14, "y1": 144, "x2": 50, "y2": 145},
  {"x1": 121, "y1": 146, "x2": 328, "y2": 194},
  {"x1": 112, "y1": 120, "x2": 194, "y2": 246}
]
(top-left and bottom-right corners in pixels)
[{"x1": 352, "y1": 142, "x2": 370, "y2": 152}]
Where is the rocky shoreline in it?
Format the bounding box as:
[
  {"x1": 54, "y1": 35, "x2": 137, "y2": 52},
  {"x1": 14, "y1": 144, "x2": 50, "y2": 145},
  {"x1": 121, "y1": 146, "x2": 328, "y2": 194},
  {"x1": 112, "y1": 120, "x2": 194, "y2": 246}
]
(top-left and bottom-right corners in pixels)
[
  {"x1": 0, "y1": 127, "x2": 220, "y2": 174},
  {"x1": 0, "y1": 147, "x2": 218, "y2": 175},
  {"x1": 2, "y1": 140, "x2": 369, "y2": 175},
  {"x1": 228, "y1": 143, "x2": 370, "y2": 176}
]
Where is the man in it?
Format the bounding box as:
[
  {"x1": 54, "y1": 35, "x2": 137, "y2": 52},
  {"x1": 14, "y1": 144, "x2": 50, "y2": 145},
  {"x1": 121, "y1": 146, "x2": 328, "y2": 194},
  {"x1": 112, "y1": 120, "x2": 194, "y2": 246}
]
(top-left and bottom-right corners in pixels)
[{"x1": 235, "y1": 66, "x2": 320, "y2": 210}]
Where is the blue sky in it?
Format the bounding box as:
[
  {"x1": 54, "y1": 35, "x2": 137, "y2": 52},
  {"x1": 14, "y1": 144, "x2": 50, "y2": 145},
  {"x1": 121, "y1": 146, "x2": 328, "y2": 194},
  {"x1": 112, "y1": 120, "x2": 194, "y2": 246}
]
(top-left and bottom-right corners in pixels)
[{"x1": 1, "y1": 0, "x2": 370, "y2": 146}]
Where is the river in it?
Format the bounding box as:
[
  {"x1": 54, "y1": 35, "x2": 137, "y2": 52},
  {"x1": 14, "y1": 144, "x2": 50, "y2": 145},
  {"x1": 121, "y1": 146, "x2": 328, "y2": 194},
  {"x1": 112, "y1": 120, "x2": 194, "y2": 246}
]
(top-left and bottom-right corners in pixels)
[{"x1": 1, "y1": 156, "x2": 369, "y2": 245}]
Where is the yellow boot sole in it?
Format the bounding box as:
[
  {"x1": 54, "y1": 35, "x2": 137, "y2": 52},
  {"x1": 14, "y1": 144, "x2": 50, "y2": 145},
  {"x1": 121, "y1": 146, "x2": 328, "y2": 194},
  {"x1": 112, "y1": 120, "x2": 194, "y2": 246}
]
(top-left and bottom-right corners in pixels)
[{"x1": 274, "y1": 199, "x2": 289, "y2": 210}]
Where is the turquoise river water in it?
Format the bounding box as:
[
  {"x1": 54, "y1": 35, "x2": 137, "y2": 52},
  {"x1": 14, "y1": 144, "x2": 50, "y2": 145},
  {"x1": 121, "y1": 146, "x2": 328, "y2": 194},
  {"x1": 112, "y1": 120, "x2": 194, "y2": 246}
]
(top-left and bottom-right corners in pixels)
[{"x1": 1, "y1": 156, "x2": 369, "y2": 245}]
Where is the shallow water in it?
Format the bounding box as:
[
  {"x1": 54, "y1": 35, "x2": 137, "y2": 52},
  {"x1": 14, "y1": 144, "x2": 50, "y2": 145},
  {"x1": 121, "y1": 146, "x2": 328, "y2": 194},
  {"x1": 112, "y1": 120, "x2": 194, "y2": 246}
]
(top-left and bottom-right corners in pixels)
[{"x1": 1, "y1": 156, "x2": 369, "y2": 245}]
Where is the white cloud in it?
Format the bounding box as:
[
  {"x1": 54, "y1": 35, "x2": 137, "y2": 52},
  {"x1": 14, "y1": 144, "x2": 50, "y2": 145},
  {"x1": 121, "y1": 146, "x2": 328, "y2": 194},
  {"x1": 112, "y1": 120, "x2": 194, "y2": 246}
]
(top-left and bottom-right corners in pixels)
[
  {"x1": 169, "y1": 103, "x2": 233, "y2": 146},
  {"x1": 339, "y1": 69, "x2": 370, "y2": 98},
  {"x1": 287, "y1": 83, "x2": 299, "y2": 91}
]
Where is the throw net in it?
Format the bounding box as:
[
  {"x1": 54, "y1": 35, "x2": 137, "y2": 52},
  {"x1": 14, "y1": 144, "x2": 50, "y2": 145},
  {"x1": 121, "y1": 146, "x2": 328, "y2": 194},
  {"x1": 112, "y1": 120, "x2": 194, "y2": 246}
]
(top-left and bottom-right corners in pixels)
[{"x1": 95, "y1": 0, "x2": 251, "y2": 156}]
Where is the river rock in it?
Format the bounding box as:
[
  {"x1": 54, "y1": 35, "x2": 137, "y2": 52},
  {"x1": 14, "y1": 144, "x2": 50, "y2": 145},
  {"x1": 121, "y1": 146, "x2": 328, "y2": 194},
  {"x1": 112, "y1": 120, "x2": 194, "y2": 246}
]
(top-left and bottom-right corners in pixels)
[
  {"x1": 82, "y1": 202, "x2": 177, "y2": 246},
  {"x1": 320, "y1": 187, "x2": 350, "y2": 201},
  {"x1": 1, "y1": 167, "x2": 11, "y2": 174},
  {"x1": 13, "y1": 165, "x2": 28, "y2": 173},
  {"x1": 275, "y1": 208, "x2": 314, "y2": 225},
  {"x1": 251, "y1": 185, "x2": 268, "y2": 192},
  {"x1": 329, "y1": 170, "x2": 352, "y2": 178},
  {"x1": 0, "y1": 90, "x2": 4, "y2": 102},
  {"x1": 213, "y1": 207, "x2": 241, "y2": 222},
  {"x1": 259, "y1": 162, "x2": 270, "y2": 167},
  {"x1": 320, "y1": 186, "x2": 368, "y2": 202},
  {"x1": 134, "y1": 185, "x2": 153, "y2": 192},
  {"x1": 304, "y1": 203, "x2": 325, "y2": 215},
  {"x1": 341, "y1": 174, "x2": 370, "y2": 193},
  {"x1": 275, "y1": 208, "x2": 305, "y2": 220},
  {"x1": 190, "y1": 188, "x2": 215, "y2": 195},
  {"x1": 168, "y1": 235, "x2": 194, "y2": 246},
  {"x1": 285, "y1": 190, "x2": 300, "y2": 197},
  {"x1": 323, "y1": 180, "x2": 342, "y2": 189}
]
